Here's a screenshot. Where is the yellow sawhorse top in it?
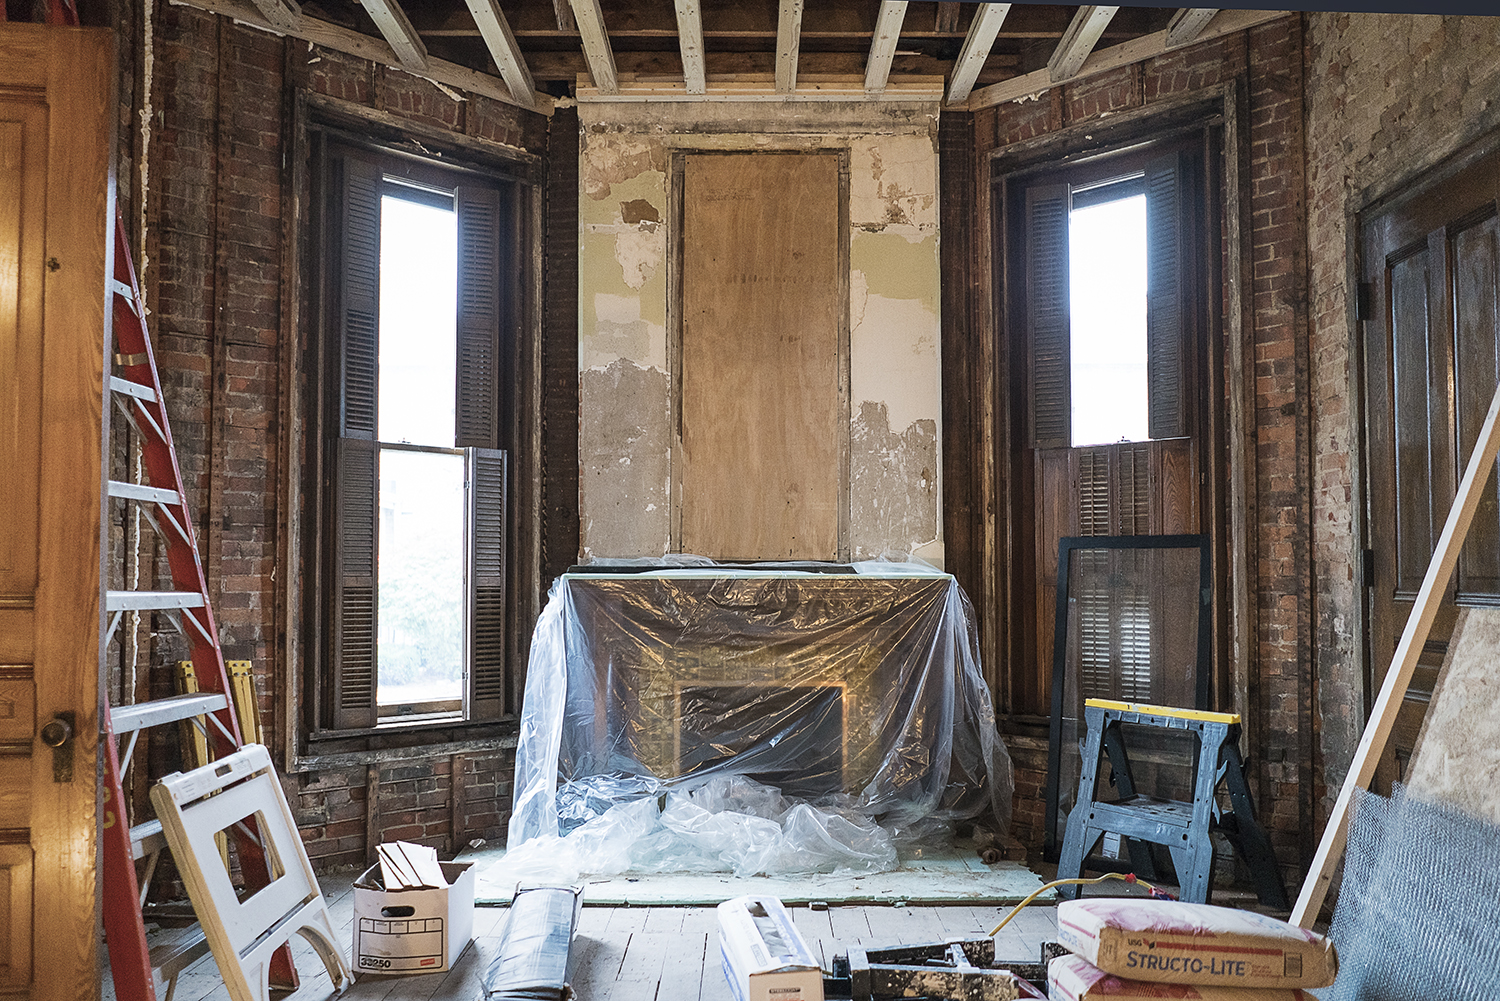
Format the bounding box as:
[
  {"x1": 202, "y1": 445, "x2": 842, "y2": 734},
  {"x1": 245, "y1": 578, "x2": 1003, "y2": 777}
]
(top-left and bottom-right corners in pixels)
[{"x1": 1084, "y1": 698, "x2": 1240, "y2": 725}]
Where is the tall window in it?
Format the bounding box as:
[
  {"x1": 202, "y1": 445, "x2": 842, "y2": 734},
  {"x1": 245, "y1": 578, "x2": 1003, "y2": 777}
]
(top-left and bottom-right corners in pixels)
[{"x1": 318, "y1": 139, "x2": 515, "y2": 731}]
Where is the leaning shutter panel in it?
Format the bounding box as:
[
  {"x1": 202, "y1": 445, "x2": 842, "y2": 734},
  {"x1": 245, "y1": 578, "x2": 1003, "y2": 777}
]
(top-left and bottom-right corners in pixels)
[
  {"x1": 456, "y1": 184, "x2": 502, "y2": 449},
  {"x1": 341, "y1": 157, "x2": 381, "y2": 438},
  {"x1": 333, "y1": 437, "x2": 379, "y2": 729},
  {"x1": 1027, "y1": 183, "x2": 1072, "y2": 448},
  {"x1": 1146, "y1": 151, "x2": 1190, "y2": 440},
  {"x1": 469, "y1": 448, "x2": 508, "y2": 720}
]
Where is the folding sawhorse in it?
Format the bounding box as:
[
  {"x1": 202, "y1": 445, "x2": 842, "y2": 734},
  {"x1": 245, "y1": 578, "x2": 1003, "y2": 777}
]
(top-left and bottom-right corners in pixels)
[{"x1": 1056, "y1": 699, "x2": 1289, "y2": 908}]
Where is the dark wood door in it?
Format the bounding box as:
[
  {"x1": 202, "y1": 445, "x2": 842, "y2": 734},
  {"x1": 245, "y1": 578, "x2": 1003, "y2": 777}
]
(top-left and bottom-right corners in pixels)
[{"x1": 1362, "y1": 145, "x2": 1500, "y2": 790}]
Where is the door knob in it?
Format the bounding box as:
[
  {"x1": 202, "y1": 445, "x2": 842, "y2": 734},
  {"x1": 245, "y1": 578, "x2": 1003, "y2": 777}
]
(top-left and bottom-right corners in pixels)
[{"x1": 41, "y1": 711, "x2": 75, "y2": 782}]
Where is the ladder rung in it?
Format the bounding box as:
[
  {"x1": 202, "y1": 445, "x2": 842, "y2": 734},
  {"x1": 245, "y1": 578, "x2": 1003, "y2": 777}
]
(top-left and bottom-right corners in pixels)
[
  {"x1": 110, "y1": 375, "x2": 158, "y2": 403},
  {"x1": 111, "y1": 693, "x2": 228, "y2": 735},
  {"x1": 106, "y1": 591, "x2": 205, "y2": 612},
  {"x1": 108, "y1": 480, "x2": 182, "y2": 506},
  {"x1": 149, "y1": 924, "x2": 211, "y2": 982},
  {"x1": 130, "y1": 818, "x2": 166, "y2": 860},
  {"x1": 110, "y1": 277, "x2": 138, "y2": 310}
]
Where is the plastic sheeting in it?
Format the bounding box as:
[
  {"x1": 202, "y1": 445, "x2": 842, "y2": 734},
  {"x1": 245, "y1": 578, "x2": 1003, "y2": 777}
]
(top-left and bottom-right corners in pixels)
[{"x1": 499, "y1": 559, "x2": 1013, "y2": 883}]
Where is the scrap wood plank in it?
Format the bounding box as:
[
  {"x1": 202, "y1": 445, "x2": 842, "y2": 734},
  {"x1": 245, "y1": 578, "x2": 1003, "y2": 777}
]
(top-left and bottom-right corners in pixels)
[{"x1": 1292, "y1": 378, "x2": 1500, "y2": 927}]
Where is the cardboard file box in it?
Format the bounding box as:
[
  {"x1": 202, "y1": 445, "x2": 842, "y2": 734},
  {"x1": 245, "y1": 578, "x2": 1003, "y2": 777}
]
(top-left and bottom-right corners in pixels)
[
  {"x1": 353, "y1": 860, "x2": 475, "y2": 974},
  {"x1": 717, "y1": 895, "x2": 824, "y2": 1001}
]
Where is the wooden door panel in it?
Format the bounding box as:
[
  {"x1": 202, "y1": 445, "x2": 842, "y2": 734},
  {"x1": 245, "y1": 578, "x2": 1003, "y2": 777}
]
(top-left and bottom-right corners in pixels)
[
  {"x1": 1453, "y1": 211, "x2": 1500, "y2": 598},
  {"x1": 0, "y1": 23, "x2": 113, "y2": 1001},
  {"x1": 1363, "y1": 146, "x2": 1500, "y2": 793}
]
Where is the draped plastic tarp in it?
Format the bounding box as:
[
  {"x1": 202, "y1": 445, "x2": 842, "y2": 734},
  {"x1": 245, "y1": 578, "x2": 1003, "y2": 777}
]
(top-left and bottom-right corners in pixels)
[{"x1": 495, "y1": 559, "x2": 1013, "y2": 886}]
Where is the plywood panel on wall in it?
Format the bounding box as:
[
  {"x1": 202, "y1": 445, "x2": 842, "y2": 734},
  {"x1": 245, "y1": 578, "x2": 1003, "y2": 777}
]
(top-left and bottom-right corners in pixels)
[{"x1": 680, "y1": 153, "x2": 841, "y2": 560}]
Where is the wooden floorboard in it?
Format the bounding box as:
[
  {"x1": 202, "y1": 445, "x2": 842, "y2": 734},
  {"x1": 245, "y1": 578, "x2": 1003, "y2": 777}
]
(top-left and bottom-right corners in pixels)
[{"x1": 106, "y1": 867, "x2": 1060, "y2": 1001}]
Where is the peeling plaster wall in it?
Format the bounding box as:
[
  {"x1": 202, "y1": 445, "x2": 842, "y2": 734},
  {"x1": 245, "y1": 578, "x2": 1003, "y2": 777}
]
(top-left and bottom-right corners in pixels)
[{"x1": 577, "y1": 102, "x2": 944, "y2": 564}]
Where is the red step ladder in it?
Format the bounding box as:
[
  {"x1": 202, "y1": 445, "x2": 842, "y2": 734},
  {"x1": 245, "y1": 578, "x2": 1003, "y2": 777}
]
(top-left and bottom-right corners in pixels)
[{"x1": 101, "y1": 217, "x2": 299, "y2": 1001}]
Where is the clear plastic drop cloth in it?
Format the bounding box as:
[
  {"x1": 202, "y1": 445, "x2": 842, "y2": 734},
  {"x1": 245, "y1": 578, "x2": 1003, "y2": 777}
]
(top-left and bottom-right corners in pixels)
[{"x1": 486, "y1": 559, "x2": 1013, "y2": 892}]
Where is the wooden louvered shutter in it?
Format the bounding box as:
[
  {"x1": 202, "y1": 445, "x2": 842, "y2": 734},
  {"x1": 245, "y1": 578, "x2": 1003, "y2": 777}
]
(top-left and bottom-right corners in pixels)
[
  {"x1": 1027, "y1": 183, "x2": 1072, "y2": 448},
  {"x1": 1146, "y1": 151, "x2": 1190, "y2": 440},
  {"x1": 332, "y1": 155, "x2": 381, "y2": 730},
  {"x1": 469, "y1": 448, "x2": 507, "y2": 720},
  {"x1": 455, "y1": 184, "x2": 502, "y2": 449}
]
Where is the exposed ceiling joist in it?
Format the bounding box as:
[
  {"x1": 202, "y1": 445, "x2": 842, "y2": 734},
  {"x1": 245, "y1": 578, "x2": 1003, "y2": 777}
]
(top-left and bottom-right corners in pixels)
[
  {"x1": 945, "y1": 3, "x2": 1012, "y2": 105},
  {"x1": 934, "y1": 2, "x2": 961, "y2": 34},
  {"x1": 464, "y1": 0, "x2": 536, "y2": 109},
  {"x1": 967, "y1": 8, "x2": 1290, "y2": 109},
  {"x1": 776, "y1": 0, "x2": 805, "y2": 94},
  {"x1": 249, "y1": 0, "x2": 299, "y2": 32},
  {"x1": 576, "y1": 74, "x2": 944, "y2": 103},
  {"x1": 1047, "y1": 5, "x2": 1119, "y2": 83},
  {"x1": 1166, "y1": 8, "x2": 1219, "y2": 48},
  {"x1": 864, "y1": 1, "x2": 908, "y2": 95},
  {"x1": 569, "y1": 0, "x2": 619, "y2": 94},
  {"x1": 359, "y1": 0, "x2": 427, "y2": 71},
  {"x1": 551, "y1": 0, "x2": 575, "y2": 32},
  {"x1": 674, "y1": 0, "x2": 706, "y2": 95},
  {"x1": 175, "y1": 0, "x2": 553, "y2": 114}
]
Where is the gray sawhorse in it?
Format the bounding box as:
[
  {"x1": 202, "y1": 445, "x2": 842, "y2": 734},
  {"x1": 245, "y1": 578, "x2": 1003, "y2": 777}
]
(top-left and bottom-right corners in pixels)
[{"x1": 1056, "y1": 699, "x2": 1288, "y2": 908}]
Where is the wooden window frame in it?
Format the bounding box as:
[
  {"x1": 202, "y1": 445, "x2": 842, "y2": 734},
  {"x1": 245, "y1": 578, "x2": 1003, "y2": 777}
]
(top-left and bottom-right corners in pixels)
[
  {"x1": 291, "y1": 102, "x2": 541, "y2": 755},
  {"x1": 989, "y1": 100, "x2": 1231, "y2": 729}
]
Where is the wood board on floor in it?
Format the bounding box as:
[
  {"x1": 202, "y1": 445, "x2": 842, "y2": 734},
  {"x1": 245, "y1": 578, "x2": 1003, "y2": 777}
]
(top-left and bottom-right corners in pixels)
[{"x1": 462, "y1": 842, "x2": 1053, "y2": 907}]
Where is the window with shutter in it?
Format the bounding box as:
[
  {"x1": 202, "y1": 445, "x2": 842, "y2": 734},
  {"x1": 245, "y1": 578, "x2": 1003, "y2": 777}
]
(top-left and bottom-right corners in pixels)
[
  {"x1": 316, "y1": 136, "x2": 519, "y2": 733},
  {"x1": 999, "y1": 127, "x2": 1215, "y2": 719}
]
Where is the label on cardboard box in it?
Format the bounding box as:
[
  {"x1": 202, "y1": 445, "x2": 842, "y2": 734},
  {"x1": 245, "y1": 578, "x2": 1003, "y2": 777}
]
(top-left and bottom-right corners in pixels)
[
  {"x1": 1049, "y1": 953, "x2": 1318, "y2": 1000},
  {"x1": 1055, "y1": 900, "x2": 1336, "y2": 990},
  {"x1": 353, "y1": 858, "x2": 475, "y2": 975}
]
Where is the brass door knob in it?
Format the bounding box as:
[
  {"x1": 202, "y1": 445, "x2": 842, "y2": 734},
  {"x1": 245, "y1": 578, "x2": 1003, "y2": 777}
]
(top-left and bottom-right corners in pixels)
[{"x1": 40, "y1": 717, "x2": 73, "y2": 747}]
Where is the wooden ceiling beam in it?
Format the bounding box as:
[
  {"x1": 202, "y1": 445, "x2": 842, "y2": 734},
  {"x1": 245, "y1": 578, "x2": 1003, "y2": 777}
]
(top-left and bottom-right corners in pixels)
[
  {"x1": 934, "y1": 2, "x2": 961, "y2": 35},
  {"x1": 569, "y1": 0, "x2": 619, "y2": 94},
  {"x1": 864, "y1": 1, "x2": 908, "y2": 95},
  {"x1": 463, "y1": 0, "x2": 537, "y2": 109},
  {"x1": 1166, "y1": 8, "x2": 1219, "y2": 49},
  {"x1": 1047, "y1": 5, "x2": 1119, "y2": 83},
  {"x1": 674, "y1": 0, "x2": 707, "y2": 95},
  {"x1": 968, "y1": 8, "x2": 1290, "y2": 109},
  {"x1": 945, "y1": 2, "x2": 1011, "y2": 105},
  {"x1": 359, "y1": 0, "x2": 427, "y2": 71},
  {"x1": 249, "y1": 0, "x2": 299, "y2": 32},
  {"x1": 551, "y1": 0, "x2": 575, "y2": 32},
  {"x1": 173, "y1": 0, "x2": 552, "y2": 114},
  {"x1": 776, "y1": 0, "x2": 805, "y2": 94}
]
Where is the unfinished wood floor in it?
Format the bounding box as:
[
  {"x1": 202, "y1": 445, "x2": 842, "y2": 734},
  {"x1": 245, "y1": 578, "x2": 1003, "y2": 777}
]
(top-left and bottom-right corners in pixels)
[{"x1": 109, "y1": 868, "x2": 1061, "y2": 1001}]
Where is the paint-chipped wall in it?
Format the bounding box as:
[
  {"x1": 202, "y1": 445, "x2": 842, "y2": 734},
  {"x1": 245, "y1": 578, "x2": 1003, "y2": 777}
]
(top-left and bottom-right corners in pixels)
[{"x1": 577, "y1": 101, "x2": 944, "y2": 564}]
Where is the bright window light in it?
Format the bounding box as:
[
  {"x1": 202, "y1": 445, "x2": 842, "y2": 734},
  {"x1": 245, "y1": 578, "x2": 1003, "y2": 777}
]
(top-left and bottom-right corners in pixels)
[
  {"x1": 379, "y1": 193, "x2": 458, "y2": 447},
  {"x1": 1070, "y1": 187, "x2": 1148, "y2": 447},
  {"x1": 378, "y1": 448, "x2": 465, "y2": 708}
]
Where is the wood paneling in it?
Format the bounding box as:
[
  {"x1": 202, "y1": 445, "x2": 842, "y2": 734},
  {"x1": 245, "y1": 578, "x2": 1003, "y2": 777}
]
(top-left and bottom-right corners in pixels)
[
  {"x1": 679, "y1": 153, "x2": 842, "y2": 560},
  {"x1": 1362, "y1": 144, "x2": 1500, "y2": 792},
  {"x1": 0, "y1": 100, "x2": 45, "y2": 600}
]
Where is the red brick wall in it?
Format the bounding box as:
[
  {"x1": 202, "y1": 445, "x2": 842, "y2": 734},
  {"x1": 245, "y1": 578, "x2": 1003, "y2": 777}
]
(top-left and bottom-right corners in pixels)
[
  {"x1": 976, "y1": 18, "x2": 1317, "y2": 882},
  {"x1": 115, "y1": 2, "x2": 547, "y2": 871}
]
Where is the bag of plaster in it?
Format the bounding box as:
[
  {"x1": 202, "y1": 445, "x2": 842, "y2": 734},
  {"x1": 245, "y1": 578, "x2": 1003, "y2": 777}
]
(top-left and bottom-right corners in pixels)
[
  {"x1": 1055, "y1": 900, "x2": 1337, "y2": 990},
  {"x1": 1049, "y1": 953, "x2": 1319, "y2": 1000}
]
